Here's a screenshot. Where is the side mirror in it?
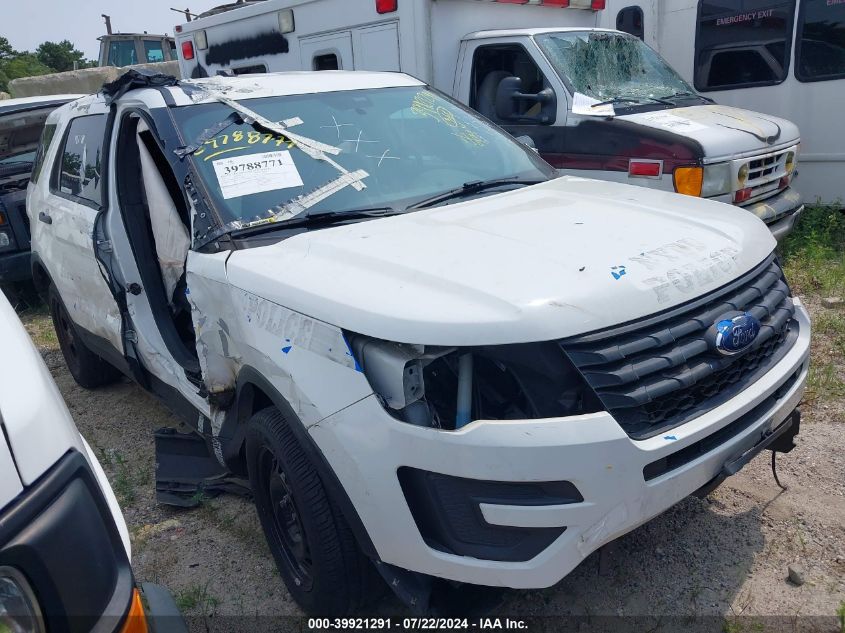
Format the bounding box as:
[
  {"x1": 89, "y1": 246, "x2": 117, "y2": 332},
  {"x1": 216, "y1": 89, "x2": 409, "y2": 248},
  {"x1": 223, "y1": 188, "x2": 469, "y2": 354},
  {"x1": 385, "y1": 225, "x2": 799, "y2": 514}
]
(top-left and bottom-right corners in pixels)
[
  {"x1": 495, "y1": 76, "x2": 557, "y2": 125},
  {"x1": 515, "y1": 135, "x2": 538, "y2": 152}
]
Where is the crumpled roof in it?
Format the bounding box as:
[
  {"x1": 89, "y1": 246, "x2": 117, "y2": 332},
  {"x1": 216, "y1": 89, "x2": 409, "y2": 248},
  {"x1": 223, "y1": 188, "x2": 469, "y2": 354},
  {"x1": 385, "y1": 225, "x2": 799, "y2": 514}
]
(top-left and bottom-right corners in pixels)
[{"x1": 102, "y1": 68, "x2": 179, "y2": 105}]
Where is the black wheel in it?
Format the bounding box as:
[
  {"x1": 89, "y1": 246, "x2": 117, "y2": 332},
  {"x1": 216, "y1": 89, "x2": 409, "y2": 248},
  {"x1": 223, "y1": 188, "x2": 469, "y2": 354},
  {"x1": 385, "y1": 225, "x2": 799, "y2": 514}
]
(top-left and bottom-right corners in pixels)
[
  {"x1": 246, "y1": 407, "x2": 380, "y2": 615},
  {"x1": 48, "y1": 284, "x2": 121, "y2": 389}
]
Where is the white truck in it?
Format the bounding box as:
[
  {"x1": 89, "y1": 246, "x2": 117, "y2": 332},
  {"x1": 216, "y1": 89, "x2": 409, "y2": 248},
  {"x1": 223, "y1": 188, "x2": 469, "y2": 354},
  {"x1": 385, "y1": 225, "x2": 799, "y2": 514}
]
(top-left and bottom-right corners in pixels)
[
  {"x1": 0, "y1": 293, "x2": 185, "y2": 632},
  {"x1": 174, "y1": 0, "x2": 805, "y2": 238}
]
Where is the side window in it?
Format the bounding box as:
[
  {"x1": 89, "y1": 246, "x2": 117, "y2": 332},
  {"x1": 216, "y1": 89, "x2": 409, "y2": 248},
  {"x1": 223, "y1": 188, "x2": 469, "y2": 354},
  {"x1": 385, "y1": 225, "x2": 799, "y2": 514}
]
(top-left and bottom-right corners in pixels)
[
  {"x1": 617, "y1": 6, "x2": 645, "y2": 40},
  {"x1": 51, "y1": 115, "x2": 108, "y2": 208},
  {"x1": 31, "y1": 123, "x2": 57, "y2": 184},
  {"x1": 796, "y1": 0, "x2": 845, "y2": 82},
  {"x1": 470, "y1": 44, "x2": 554, "y2": 125},
  {"x1": 695, "y1": 0, "x2": 796, "y2": 91},
  {"x1": 143, "y1": 40, "x2": 165, "y2": 63},
  {"x1": 313, "y1": 54, "x2": 340, "y2": 70},
  {"x1": 108, "y1": 40, "x2": 138, "y2": 67}
]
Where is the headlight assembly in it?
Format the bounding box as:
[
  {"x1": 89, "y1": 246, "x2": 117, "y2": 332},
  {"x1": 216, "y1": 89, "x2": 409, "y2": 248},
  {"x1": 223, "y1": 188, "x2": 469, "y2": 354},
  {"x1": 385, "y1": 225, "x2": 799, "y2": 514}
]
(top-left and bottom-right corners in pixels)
[
  {"x1": 346, "y1": 334, "x2": 602, "y2": 430},
  {"x1": 0, "y1": 567, "x2": 44, "y2": 633}
]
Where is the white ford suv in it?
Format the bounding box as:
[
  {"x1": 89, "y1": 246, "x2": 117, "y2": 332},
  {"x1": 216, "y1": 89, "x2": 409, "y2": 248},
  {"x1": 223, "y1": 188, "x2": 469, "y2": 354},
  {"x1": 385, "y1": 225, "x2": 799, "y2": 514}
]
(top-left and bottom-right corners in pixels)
[{"x1": 28, "y1": 70, "x2": 810, "y2": 615}]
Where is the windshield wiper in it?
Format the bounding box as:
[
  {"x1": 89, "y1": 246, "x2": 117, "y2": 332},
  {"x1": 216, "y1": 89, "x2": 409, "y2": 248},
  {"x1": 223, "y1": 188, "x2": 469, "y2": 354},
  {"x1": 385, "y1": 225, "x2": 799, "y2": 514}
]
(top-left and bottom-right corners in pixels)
[
  {"x1": 233, "y1": 207, "x2": 402, "y2": 236},
  {"x1": 591, "y1": 95, "x2": 674, "y2": 108},
  {"x1": 406, "y1": 178, "x2": 543, "y2": 210},
  {"x1": 658, "y1": 91, "x2": 715, "y2": 104}
]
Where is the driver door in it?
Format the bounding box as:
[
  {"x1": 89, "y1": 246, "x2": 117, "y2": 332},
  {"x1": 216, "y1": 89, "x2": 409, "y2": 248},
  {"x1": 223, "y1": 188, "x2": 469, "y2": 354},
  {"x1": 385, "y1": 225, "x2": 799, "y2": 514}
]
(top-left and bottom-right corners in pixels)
[{"x1": 460, "y1": 38, "x2": 567, "y2": 162}]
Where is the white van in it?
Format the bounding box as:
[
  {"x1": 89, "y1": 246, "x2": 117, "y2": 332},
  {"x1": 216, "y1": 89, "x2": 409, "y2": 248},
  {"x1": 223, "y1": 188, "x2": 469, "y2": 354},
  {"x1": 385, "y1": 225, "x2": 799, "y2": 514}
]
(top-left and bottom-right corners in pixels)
[
  {"x1": 174, "y1": 0, "x2": 805, "y2": 238},
  {"x1": 622, "y1": 0, "x2": 844, "y2": 205}
]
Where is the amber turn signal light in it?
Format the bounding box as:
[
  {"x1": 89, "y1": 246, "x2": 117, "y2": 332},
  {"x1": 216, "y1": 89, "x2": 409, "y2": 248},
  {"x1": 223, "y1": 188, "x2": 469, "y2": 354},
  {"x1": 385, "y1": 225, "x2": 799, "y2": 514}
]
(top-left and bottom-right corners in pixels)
[
  {"x1": 673, "y1": 166, "x2": 704, "y2": 197},
  {"x1": 119, "y1": 589, "x2": 149, "y2": 633}
]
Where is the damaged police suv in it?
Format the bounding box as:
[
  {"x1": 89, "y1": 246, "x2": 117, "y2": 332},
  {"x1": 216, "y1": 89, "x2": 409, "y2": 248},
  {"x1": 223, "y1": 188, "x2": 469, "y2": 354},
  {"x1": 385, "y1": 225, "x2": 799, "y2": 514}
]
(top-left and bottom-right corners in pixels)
[{"x1": 29, "y1": 70, "x2": 810, "y2": 615}]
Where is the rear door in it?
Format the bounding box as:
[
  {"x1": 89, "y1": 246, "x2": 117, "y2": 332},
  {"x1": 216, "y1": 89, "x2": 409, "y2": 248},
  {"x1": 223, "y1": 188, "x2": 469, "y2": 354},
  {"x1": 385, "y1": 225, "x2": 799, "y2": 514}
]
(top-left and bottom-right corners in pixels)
[
  {"x1": 34, "y1": 107, "x2": 123, "y2": 354},
  {"x1": 353, "y1": 23, "x2": 401, "y2": 71}
]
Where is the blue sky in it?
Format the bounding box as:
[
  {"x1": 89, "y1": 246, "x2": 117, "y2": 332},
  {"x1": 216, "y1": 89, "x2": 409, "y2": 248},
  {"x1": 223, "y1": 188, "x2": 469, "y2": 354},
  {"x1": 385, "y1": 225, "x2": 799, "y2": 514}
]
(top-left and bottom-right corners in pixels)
[{"x1": 4, "y1": 0, "x2": 220, "y2": 59}]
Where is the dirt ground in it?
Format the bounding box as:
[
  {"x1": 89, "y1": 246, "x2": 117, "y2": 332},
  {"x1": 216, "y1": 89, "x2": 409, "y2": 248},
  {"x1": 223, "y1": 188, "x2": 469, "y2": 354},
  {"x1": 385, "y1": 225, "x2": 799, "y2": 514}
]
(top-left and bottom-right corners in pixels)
[{"x1": 19, "y1": 294, "x2": 845, "y2": 631}]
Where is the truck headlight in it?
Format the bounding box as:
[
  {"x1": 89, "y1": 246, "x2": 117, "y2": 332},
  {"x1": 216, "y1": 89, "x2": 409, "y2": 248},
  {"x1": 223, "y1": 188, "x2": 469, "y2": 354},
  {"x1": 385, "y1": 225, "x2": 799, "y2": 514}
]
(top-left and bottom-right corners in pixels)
[
  {"x1": 0, "y1": 230, "x2": 11, "y2": 249},
  {"x1": 674, "y1": 163, "x2": 731, "y2": 198},
  {"x1": 346, "y1": 334, "x2": 602, "y2": 429},
  {"x1": 0, "y1": 568, "x2": 44, "y2": 633},
  {"x1": 701, "y1": 162, "x2": 732, "y2": 197}
]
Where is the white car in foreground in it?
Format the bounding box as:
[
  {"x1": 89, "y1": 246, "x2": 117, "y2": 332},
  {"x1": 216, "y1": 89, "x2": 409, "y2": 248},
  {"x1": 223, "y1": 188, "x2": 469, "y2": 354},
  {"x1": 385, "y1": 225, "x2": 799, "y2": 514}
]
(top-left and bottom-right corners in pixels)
[
  {"x1": 0, "y1": 293, "x2": 184, "y2": 632},
  {"x1": 28, "y1": 70, "x2": 810, "y2": 615}
]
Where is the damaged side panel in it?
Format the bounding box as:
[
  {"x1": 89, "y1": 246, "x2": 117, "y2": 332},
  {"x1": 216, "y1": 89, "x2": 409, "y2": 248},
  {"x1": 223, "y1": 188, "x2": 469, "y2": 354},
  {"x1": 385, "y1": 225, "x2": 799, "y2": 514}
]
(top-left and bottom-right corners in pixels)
[{"x1": 186, "y1": 251, "x2": 374, "y2": 430}]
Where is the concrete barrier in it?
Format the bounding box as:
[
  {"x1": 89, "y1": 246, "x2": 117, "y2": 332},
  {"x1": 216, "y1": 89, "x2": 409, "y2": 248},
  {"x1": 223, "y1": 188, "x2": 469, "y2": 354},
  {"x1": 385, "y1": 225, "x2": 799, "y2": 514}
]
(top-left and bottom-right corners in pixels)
[{"x1": 9, "y1": 61, "x2": 182, "y2": 98}]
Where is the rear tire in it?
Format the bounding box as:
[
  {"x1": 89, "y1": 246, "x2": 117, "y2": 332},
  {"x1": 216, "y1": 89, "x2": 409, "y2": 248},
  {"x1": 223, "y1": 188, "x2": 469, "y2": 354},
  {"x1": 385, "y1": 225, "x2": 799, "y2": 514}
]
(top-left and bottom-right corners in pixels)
[
  {"x1": 49, "y1": 285, "x2": 121, "y2": 389},
  {"x1": 245, "y1": 406, "x2": 379, "y2": 615}
]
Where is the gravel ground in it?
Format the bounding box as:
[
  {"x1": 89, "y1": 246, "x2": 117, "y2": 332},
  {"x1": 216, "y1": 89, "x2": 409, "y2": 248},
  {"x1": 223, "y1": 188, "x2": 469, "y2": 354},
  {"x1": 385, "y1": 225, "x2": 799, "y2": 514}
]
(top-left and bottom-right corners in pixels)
[{"x1": 18, "y1": 295, "x2": 845, "y2": 632}]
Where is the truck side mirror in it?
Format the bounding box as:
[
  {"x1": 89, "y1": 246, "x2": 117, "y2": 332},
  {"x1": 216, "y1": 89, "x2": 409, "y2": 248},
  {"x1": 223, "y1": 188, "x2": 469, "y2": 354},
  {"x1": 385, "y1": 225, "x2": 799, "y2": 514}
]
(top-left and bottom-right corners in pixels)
[{"x1": 495, "y1": 76, "x2": 557, "y2": 125}]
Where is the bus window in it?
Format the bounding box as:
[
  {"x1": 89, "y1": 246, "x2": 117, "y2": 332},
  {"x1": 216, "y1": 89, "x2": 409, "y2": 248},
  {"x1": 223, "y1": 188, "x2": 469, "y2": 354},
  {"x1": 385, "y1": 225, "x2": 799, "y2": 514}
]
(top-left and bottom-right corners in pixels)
[
  {"x1": 694, "y1": 0, "x2": 796, "y2": 91},
  {"x1": 796, "y1": 0, "x2": 845, "y2": 82},
  {"x1": 617, "y1": 6, "x2": 645, "y2": 40}
]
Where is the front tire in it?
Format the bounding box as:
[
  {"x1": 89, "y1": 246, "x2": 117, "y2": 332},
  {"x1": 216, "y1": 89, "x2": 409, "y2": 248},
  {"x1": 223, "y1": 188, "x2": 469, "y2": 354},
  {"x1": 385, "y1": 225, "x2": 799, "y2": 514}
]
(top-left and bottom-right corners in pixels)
[
  {"x1": 245, "y1": 407, "x2": 377, "y2": 615},
  {"x1": 49, "y1": 285, "x2": 121, "y2": 389}
]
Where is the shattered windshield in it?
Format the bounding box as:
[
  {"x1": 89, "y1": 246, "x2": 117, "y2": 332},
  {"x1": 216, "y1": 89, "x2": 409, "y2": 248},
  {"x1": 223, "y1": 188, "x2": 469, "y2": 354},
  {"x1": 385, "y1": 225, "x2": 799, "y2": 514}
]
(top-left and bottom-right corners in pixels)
[
  {"x1": 170, "y1": 86, "x2": 554, "y2": 231},
  {"x1": 536, "y1": 31, "x2": 695, "y2": 103}
]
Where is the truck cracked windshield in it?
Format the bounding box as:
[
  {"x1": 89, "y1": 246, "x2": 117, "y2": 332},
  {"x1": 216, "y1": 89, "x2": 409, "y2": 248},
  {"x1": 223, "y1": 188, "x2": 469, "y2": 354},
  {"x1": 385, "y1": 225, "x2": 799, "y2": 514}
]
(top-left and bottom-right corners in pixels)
[{"x1": 29, "y1": 71, "x2": 810, "y2": 617}]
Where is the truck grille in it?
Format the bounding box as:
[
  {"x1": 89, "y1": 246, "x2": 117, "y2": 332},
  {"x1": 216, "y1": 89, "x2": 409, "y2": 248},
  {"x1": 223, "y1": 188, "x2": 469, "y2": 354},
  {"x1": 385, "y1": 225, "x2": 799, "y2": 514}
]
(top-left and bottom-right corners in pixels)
[
  {"x1": 736, "y1": 147, "x2": 794, "y2": 205},
  {"x1": 560, "y1": 256, "x2": 798, "y2": 440}
]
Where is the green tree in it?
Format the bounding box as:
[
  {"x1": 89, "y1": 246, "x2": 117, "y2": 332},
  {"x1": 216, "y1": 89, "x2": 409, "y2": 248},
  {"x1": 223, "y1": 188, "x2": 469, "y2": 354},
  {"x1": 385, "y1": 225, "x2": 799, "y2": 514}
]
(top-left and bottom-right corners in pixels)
[
  {"x1": 36, "y1": 40, "x2": 94, "y2": 72},
  {"x1": 0, "y1": 36, "x2": 17, "y2": 62},
  {"x1": 0, "y1": 53, "x2": 53, "y2": 92}
]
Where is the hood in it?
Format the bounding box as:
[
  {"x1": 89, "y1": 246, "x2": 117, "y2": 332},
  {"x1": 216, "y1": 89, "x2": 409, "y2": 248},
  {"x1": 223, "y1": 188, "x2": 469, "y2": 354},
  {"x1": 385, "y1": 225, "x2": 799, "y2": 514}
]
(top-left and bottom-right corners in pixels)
[
  {"x1": 226, "y1": 177, "x2": 776, "y2": 346},
  {"x1": 619, "y1": 104, "x2": 800, "y2": 160},
  {"x1": 0, "y1": 294, "x2": 84, "y2": 486}
]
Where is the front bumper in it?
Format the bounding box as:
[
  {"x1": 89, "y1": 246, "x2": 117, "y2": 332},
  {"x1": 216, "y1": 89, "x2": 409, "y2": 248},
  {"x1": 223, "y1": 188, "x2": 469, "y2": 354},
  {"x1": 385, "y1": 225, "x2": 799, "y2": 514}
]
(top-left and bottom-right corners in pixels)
[
  {"x1": 310, "y1": 300, "x2": 811, "y2": 589},
  {"x1": 742, "y1": 187, "x2": 803, "y2": 242},
  {"x1": 0, "y1": 450, "x2": 184, "y2": 632},
  {"x1": 0, "y1": 251, "x2": 31, "y2": 284}
]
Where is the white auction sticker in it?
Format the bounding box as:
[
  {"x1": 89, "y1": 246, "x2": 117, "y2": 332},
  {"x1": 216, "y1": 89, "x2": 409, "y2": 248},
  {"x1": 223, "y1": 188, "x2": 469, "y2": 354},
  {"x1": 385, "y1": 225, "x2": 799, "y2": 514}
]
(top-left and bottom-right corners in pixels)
[{"x1": 212, "y1": 150, "x2": 304, "y2": 200}]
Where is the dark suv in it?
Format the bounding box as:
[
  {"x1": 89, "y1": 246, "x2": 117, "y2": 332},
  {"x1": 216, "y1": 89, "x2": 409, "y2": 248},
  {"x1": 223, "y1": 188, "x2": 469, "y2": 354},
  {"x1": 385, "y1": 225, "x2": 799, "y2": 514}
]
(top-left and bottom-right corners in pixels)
[{"x1": 0, "y1": 95, "x2": 80, "y2": 307}]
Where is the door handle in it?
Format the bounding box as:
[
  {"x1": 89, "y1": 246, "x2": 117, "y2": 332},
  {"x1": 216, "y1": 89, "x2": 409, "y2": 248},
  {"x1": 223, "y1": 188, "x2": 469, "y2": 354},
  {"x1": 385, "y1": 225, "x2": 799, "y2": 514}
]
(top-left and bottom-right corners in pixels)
[{"x1": 38, "y1": 211, "x2": 52, "y2": 225}]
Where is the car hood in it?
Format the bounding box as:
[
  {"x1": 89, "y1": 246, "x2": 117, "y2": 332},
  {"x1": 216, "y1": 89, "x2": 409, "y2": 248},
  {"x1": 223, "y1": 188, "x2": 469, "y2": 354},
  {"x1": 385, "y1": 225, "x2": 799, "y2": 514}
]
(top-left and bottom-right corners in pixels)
[
  {"x1": 619, "y1": 104, "x2": 800, "y2": 160},
  {"x1": 225, "y1": 177, "x2": 776, "y2": 346}
]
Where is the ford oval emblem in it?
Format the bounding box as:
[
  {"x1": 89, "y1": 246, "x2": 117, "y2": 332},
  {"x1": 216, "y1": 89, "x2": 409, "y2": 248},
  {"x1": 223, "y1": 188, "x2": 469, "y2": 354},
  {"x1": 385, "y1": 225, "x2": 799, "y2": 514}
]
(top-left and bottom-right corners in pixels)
[{"x1": 713, "y1": 312, "x2": 761, "y2": 356}]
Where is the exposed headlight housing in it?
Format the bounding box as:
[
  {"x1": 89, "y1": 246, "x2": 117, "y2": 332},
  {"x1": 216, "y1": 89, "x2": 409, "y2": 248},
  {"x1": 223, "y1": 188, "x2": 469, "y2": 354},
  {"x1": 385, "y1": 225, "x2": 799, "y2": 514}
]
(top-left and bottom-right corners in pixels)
[
  {"x1": 347, "y1": 335, "x2": 602, "y2": 430},
  {"x1": 0, "y1": 567, "x2": 44, "y2": 633}
]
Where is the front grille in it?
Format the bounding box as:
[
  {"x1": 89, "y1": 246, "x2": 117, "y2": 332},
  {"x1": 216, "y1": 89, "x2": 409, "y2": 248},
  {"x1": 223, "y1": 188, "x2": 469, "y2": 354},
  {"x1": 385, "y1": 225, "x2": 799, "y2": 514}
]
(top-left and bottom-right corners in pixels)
[
  {"x1": 560, "y1": 256, "x2": 798, "y2": 440},
  {"x1": 736, "y1": 147, "x2": 794, "y2": 205}
]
